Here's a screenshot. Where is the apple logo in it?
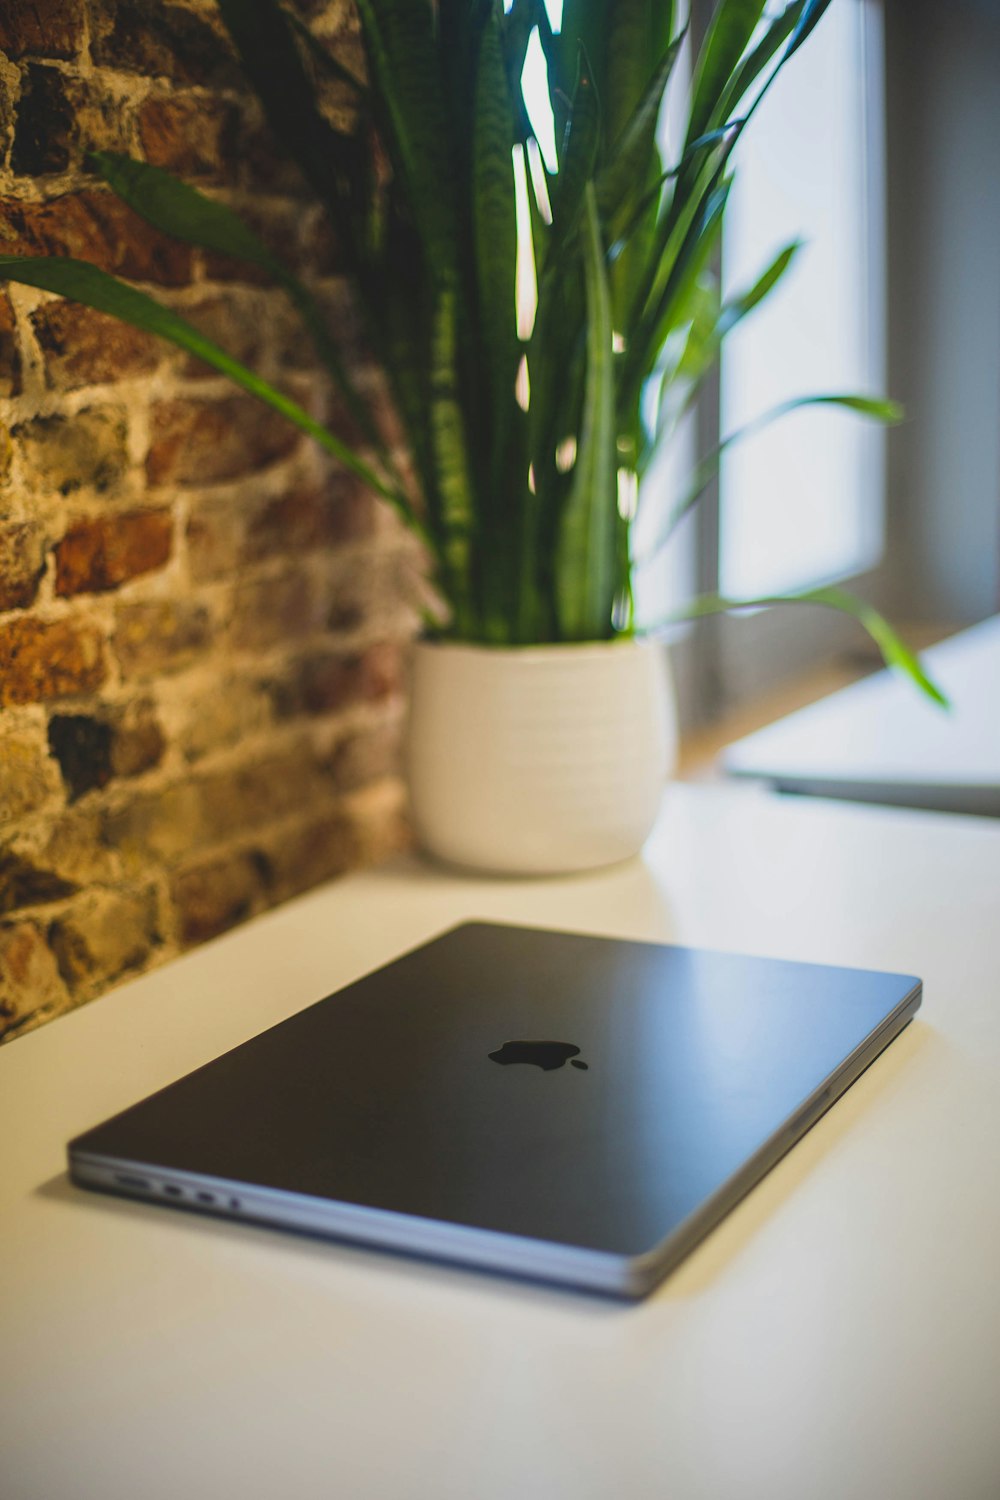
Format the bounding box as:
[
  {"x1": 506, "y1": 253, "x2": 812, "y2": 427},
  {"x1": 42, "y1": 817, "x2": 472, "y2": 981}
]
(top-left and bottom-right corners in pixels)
[{"x1": 488, "y1": 1040, "x2": 589, "y2": 1072}]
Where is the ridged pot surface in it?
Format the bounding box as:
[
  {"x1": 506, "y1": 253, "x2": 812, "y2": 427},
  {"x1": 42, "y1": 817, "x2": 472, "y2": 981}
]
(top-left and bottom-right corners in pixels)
[{"x1": 405, "y1": 639, "x2": 677, "y2": 875}]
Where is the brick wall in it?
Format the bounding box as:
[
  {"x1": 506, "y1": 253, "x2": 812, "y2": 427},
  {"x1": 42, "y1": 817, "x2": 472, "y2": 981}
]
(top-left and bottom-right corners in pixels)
[{"x1": 0, "y1": 0, "x2": 421, "y2": 1044}]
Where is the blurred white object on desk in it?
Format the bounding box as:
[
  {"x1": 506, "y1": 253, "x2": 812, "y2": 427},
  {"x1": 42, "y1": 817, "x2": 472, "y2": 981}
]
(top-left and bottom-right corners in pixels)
[{"x1": 723, "y1": 615, "x2": 1000, "y2": 814}]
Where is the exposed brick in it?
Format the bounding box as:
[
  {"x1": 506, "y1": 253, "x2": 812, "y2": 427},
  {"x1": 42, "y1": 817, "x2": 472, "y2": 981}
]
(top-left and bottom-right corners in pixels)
[
  {"x1": 146, "y1": 396, "x2": 299, "y2": 486},
  {"x1": 10, "y1": 69, "x2": 132, "y2": 174},
  {"x1": 0, "y1": 921, "x2": 72, "y2": 1044},
  {"x1": 0, "y1": 0, "x2": 86, "y2": 60},
  {"x1": 258, "y1": 810, "x2": 358, "y2": 903},
  {"x1": 276, "y1": 280, "x2": 372, "y2": 372},
  {"x1": 0, "y1": 616, "x2": 106, "y2": 706},
  {"x1": 243, "y1": 476, "x2": 376, "y2": 561},
  {"x1": 239, "y1": 116, "x2": 306, "y2": 197},
  {"x1": 197, "y1": 201, "x2": 302, "y2": 286},
  {"x1": 177, "y1": 291, "x2": 277, "y2": 379},
  {"x1": 0, "y1": 521, "x2": 47, "y2": 610},
  {"x1": 90, "y1": 1, "x2": 241, "y2": 90},
  {"x1": 101, "y1": 781, "x2": 203, "y2": 863},
  {"x1": 184, "y1": 498, "x2": 245, "y2": 583},
  {"x1": 42, "y1": 805, "x2": 121, "y2": 886},
  {"x1": 0, "y1": 190, "x2": 194, "y2": 286},
  {"x1": 0, "y1": 421, "x2": 14, "y2": 485},
  {"x1": 343, "y1": 779, "x2": 410, "y2": 865},
  {"x1": 0, "y1": 726, "x2": 63, "y2": 825},
  {"x1": 10, "y1": 63, "x2": 75, "y2": 175},
  {"x1": 300, "y1": 211, "x2": 345, "y2": 277},
  {"x1": 0, "y1": 291, "x2": 23, "y2": 398},
  {"x1": 111, "y1": 701, "x2": 165, "y2": 778},
  {"x1": 114, "y1": 600, "x2": 212, "y2": 678},
  {"x1": 138, "y1": 93, "x2": 239, "y2": 181},
  {"x1": 103, "y1": 742, "x2": 333, "y2": 861},
  {"x1": 47, "y1": 714, "x2": 114, "y2": 801},
  {"x1": 196, "y1": 745, "x2": 334, "y2": 842},
  {"x1": 0, "y1": 849, "x2": 78, "y2": 915},
  {"x1": 15, "y1": 406, "x2": 129, "y2": 496},
  {"x1": 172, "y1": 850, "x2": 267, "y2": 944},
  {"x1": 54, "y1": 510, "x2": 172, "y2": 597},
  {"x1": 49, "y1": 886, "x2": 159, "y2": 995},
  {"x1": 231, "y1": 570, "x2": 322, "y2": 651},
  {"x1": 328, "y1": 719, "x2": 402, "y2": 793},
  {"x1": 176, "y1": 677, "x2": 271, "y2": 762},
  {"x1": 31, "y1": 302, "x2": 159, "y2": 390},
  {"x1": 29, "y1": 706, "x2": 162, "y2": 803},
  {"x1": 276, "y1": 641, "x2": 403, "y2": 718}
]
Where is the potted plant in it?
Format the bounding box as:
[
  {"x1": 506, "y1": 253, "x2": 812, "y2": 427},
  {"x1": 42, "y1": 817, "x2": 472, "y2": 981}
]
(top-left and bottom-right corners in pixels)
[{"x1": 0, "y1": 0, "x2": 944, "y2": 875}]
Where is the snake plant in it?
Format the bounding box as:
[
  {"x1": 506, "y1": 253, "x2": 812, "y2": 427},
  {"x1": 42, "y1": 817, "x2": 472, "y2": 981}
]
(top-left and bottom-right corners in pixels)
[{"x1": 0, "y1": 0, "x2": 943, "y2": 701}]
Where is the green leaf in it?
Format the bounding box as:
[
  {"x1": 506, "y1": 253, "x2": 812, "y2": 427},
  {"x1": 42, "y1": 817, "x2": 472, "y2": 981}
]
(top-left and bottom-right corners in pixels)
[
  {"x1": 606, "y1": 0, "x2": 675, "y2": 149},
  {"x1": 714, "y1": 2, "x2": 805, "y2": 125},
  {"x1": 595, "y1": 31, "x2": 685, "y2": 231},
  {"x1": 0, "y1": 255, "x2": 417, "y2": 526},
  {"x1": 646, "y1": 238, "x2": 802, "y2": 450},
  {"x1": 555, "y1": 184, "x2": 616, "y2": 641},
  {"x1": 473, "y1": 8, "x2": 519, "y2": 426},
  {"x1": 551, "y1": 45, "x2": 601, "y2": 246},
  {"x1": 429, "y1": 284, "x2": 476, "y2": 632},
  {"x1": 637, "y1": 392, "x2": 904, "y2": 557},
  {"x1": 686, "y1": 0, "x2": 767, "y2": 148},
  {"x1": 784, "y1": 0, "x2": 835, "y2": 61},
  {"x1": 353, "y1": 0, "x2": 457, "y2": 272},
  {"x1": 717, "y1": 238, "x2": 802, "y2": 338},
  {"x1": 666, "y1": 587, "x2": 949, "y2": 707},
  {"x1": 92, "y1": 151, "x2": 273, "y2": 266}
]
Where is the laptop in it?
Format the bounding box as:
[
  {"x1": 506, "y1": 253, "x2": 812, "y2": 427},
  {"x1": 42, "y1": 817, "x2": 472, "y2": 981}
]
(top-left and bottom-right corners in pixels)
[
  {"x1": 68, "y1": 921, "x2": 921, "y2": 1299},
  {"x1": 723, "y1": 617, "x2": 1000, "y2": 816}
]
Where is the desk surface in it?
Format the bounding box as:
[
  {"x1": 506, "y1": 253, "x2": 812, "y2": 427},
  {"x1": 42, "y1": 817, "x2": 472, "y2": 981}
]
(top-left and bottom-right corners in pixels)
[
  {"x1": 3, "y1": 785, "x2": 999, "y2": 1500},
  {"x1": 723, "y1": 615, "x2": 1000, "y2": 814}
]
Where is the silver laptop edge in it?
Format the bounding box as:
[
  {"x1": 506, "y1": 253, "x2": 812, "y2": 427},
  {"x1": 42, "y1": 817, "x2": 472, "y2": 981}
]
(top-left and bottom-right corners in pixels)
[{"x1": 69, "y1": 981, "x2": 921, "y2": 1299}]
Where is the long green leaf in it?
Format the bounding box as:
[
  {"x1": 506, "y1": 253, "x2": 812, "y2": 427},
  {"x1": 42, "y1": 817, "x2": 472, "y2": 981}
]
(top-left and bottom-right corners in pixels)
[
  {"x1": 429, "y1": 285, "x2": 476, "y2": 633},
  {"x1": 555, "y1": 184, "x2": 616, "y2": 640},
  {"x1": 473, "y1": 9, "x2": 518, "y2": 426},
  {"x1": 664, "y1": 587, "x2": 948, "y2": 706},
  {"x1": 353, "y1": 0, "x2": 457, "y2": 271},
  {"x1": 606, "y1": 0, "x2": 674, "y2": 149},
  {"x1": 636, "y1": 392, "x2": 904, "y2": 557},
  {"x1": 686, "y1": 0, "x2": 766, "y2": 148},
  {"x1": 621, "y1": 130, "x2": 730, "y2": 383},
  {"x1": 635, "y1": 174, "x2": 732, "y2": 405},
  {"x1": 93, "y1": 151, "x2": 274, "y2": 266},
  {"x1": 647, "y1": 238, "x2": 802, "y2": 452},
  {"x1": 713, "y1": 2, "x2": 805, "y2": 126},
  {"x1": 595, "y1": 31, "x2": 685, "y2": 231},
  {"x1": 716, "y1": 238, "x2": 802, "y2": 339},
  {"x1": 0, "y1": 255, "x2": 418, "y2": 525},
  {"x1": 551, "y1": 46, "x2": 601, "y2": 246}
]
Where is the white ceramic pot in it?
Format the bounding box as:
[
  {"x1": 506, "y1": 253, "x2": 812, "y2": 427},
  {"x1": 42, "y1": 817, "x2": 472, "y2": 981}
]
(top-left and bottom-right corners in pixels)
[{"x1": 406, "y1": 638, "x2": 677, "y2": 876}]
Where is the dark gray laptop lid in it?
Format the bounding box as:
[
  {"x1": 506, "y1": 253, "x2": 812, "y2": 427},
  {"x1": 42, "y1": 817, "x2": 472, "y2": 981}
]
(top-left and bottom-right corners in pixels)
[{"x1": 70, "y1": 922, "x2": 920, "y2": 1263}]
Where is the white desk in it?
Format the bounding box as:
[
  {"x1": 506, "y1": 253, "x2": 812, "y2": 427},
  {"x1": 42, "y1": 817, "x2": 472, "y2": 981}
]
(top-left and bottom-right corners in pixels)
[
  {"x1": 724, "y1": 616, "x2": 1000, "y2": 815},
  {"x1": 3, "y1": 785, "x2": 1000, "y2": 1500}
]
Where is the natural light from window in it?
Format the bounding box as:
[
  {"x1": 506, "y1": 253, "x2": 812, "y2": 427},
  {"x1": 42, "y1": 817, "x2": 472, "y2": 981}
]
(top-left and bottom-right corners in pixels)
[{"x1": 719, "y1": 0, "x2": 885, "y2": 600}]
